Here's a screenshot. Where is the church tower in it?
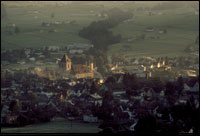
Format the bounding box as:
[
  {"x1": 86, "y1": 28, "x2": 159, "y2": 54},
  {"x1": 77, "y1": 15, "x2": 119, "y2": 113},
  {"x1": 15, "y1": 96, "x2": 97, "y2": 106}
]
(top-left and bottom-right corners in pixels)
[
  {"x1": 90, "y1": 62, "x2": 94, "y2": 71},
  {"x1": 59, "y1": 54, "x2": 71, "y2": 71}
]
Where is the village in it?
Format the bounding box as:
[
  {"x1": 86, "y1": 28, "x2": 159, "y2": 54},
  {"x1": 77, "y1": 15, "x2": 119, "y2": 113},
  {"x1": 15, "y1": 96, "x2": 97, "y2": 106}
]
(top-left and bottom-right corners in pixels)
[
  {"x1": 1, "y1": 43, "x2": 199, "y2": 77},
  {"x1": 1, "y1": 49, "x2": 199, "y2": 133}
]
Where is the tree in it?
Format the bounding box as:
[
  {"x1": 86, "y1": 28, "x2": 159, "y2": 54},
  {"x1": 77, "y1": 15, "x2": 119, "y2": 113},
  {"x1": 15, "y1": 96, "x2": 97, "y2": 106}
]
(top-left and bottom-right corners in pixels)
[
  {"x1": 101, "y1": 90, "x2": 114, "y2": 120},
  {"x1": 122, "y1": 73, "x2": 138, "y2": 90},
  {"x1": 17, "y1": 114, "x2": 29, "y2": 126},
  {"x1": 9, "y1": 100, "x2": 22, "y2": 114},
  {"x1": 176, "y1": 76, "x2": 184, "y2": 93},
  {"x1": 126, "y1": 87, "x2": 138, "y2": 97},
  {"x1": 134, "y1": 114, "x2": 157, "y2": 135},
  {"x1": 165, "y1": 82, "x2": 175, "y2": 96},
  {"x1": 43, "y1": 47, "x2": 50, "y2": 57},
  {"x1": 15, "y1": 26, "x2": 20, "y2": 34},
  {"x1": 105, "y1": 76, "x2": 116, "y2": 86},
  {"x1": 78, "y1": 8, "x2": 132, "y2": 51},
  {"x1": 51, "y1": 12, "x2": 55, "y2": 18},
  {"x1": 152, "y1": 78, "x2": 164, "y2": 93},
  {"x1": 90, "y1": 82, "x2": 98, "y2": 94}
]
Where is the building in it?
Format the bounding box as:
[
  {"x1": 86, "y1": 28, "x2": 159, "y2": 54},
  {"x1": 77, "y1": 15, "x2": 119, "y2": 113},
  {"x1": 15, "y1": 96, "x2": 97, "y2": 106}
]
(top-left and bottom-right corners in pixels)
[
  {"x1": 59, "y1": 54, "x2": 72, "y2": 71},
  {"x1": 59, "y1": 54, "x2": 94, "y2": 78}
]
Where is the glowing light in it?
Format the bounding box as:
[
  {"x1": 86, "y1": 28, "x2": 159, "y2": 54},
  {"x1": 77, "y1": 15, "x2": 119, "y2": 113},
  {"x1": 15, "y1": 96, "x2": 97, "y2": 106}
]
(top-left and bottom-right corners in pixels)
[
  {"x1": 149, "y1": 72, "x2": 152, "y2": 77},
  {"x1": 162, "y1": 61, "x2": 165, "y2": 65},
  {"x1": 99, "y1": 79, "x2": 104, "y2": 84},
  {"x1": 144, "y1": 66, "x2": 146, "y2": 71},
  {"x1": 157, "y1": 63, "x2": 160, "y2": 68},
  {"x1": 60, "y1": 94, "x2": 63, "y2": 100}
]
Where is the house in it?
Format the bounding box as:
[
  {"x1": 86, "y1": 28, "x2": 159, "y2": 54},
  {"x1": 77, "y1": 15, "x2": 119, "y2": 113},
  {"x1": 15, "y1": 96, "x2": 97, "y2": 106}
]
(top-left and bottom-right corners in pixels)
[
  {"x1": 41, "y1": 91, "x2": 53, "y2": 99},
  {"x1": 141, "y1": 87, "x2": 153, "y2": 97},
  {"x1": 37, "y1": 94, "x2": 49, "y2": 106},
  {"x1": 190, "y1": 82, "x2": 199, "y2": 92},
  {"x1": 17, "y1": 61, "x2": 26, "y2": 65},
  {"x1": 1, "y1": 105, "x2": 9, "y2": 122},
  {"x1": 113, "y1": 91, "x2": 126, "y2": 97},
  {"x1": 46, "y1": 46, "x2": 60, "y2": 51},
  {"x1": 160, "y1": 90, "x2": 165, "y2": 97},
  {"x1": 79, "y1": 93, "x2": 89, "y2": 101},
  {"x1": 113, "y1": 111, "x2": 130, "y2": 123},
  {"x1": 183, "y1": 83, "x2": 190, "y2": 91},
  {"x1": 119, "y1": 99, "x2": 129, "y2": 104},
  {"x1": 6, "y1": 23, "x2": 16, "y2": 29},
  {"x1": 67, "y1": 43, "x2": 93, "y2": 50},
  {"x1": 158, "y1": 29, "x2": 167, "y2": 34},
  {"x1": 83, "y1": 114, "x2": 98, "y2": 123},
  {"x1": 89, "y1": 93, "x2": 102, "y2": 105},
  {"x1": 1, "y1": 61, "x2": 10, "y2": 65},
  {"x1": 83, "y1": 110, "x2": 98, "y2": 123},
  {"x1": 153, "y1": 106, "x2": 163, "y2": 118},
  {"x1": 99, "y1": 84, "x2": 109, "y2": 91},
  {"x1": 29, "y1": 57, "x2": 35, "y2": 62},
  {"x1": 69, "y1": 49, "x2": 83, "y2": 54},
  {"x1": 145, "y1": 27, "x2": 154, "y2": 32},
  {"x1": 132, "y1": 59, "x2": 139, "y2": 65},
  {"x1": 129, "y1": 120, "x2": 138, "y2": 131}
]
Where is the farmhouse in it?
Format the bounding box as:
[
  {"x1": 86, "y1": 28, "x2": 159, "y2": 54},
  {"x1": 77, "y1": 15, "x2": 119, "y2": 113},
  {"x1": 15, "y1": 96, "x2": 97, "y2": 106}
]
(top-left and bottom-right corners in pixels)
[{"x1": 145, "y1": 27, "x2": 154, "y2": 32}]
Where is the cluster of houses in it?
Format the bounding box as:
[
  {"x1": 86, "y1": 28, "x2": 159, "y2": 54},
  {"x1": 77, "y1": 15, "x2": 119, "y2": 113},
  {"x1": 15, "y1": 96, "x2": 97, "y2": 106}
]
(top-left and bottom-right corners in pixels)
[
  {"x1": 1, "y1": 43, "x2": 94, "y2": 67},
  {"x1": 41, "y1": 20, "x2": 76, "y2": 27},
  {"x1": 111, "y1": 56, "x2": 199, "y2": 79},
  {"x1": 1, "y1": 65, "x2": 199, "y2": 132},
  {"x1": 66, "y1": 43, "x2": 93, "y2": 55},
  {"x1": 1, "y1": 75, "x2": 104, "y2": 125}
]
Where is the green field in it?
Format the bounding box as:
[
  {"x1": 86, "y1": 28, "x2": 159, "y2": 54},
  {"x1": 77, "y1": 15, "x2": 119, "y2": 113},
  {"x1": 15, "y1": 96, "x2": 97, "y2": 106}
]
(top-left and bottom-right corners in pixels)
[
  {"x1": 1, "y1": 117, "x2": 100, "y2": 133},
  {"x1": 1, "y1": 3, "x2": 199, "y2": 57}
]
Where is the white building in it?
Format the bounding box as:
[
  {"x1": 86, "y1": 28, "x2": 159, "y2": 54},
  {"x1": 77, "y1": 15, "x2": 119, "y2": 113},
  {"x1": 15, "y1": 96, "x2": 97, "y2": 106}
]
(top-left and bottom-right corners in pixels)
[{"x1": 83, "y1": 115, "x2": 98, "y2": 123}]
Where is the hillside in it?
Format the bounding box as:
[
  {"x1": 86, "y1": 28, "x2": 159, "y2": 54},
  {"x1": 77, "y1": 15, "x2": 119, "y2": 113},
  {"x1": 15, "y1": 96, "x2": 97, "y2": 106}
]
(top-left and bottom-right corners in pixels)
[{"x1": 1, "y1": 2, "x2": 199, "y2": 57}]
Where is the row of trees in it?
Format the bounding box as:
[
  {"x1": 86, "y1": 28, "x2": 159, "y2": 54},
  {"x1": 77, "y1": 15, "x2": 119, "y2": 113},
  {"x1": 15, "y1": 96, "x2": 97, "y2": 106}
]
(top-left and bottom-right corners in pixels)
[
  {"x1": 79, "y1": 8, "x2": 133, "y2": 51},
  {"x1": 1, "y1": 49, "x2": 26, "y2": 63}
]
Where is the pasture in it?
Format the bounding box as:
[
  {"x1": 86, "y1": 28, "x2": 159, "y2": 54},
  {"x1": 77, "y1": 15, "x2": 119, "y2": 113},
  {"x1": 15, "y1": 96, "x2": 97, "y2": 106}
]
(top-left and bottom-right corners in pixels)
[{"x1": 1, "y1": 3, "x2": 199, "y2": 58}]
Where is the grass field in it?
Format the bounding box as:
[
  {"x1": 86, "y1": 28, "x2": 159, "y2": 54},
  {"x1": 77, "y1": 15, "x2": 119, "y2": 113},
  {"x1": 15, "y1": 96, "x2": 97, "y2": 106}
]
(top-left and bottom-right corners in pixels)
[
  {"x1": 109, "y1": 9, "x2": 199, "y2": 57},
  {"x1": 1, "y1": 3, "x2": 199, "y2": 58},
  {"x1": 1, "y1": 117, "x2": 100, "y2": 133}
]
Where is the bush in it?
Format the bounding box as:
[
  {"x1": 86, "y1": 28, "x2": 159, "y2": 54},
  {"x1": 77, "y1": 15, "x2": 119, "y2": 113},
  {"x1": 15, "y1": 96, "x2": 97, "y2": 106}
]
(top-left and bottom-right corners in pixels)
[
  {"x1": 15, "y1": 26, "x2": 20, "y2": 34},
  {"x1": 17, "y1": 114, "x2": 28, "y2": 126}
]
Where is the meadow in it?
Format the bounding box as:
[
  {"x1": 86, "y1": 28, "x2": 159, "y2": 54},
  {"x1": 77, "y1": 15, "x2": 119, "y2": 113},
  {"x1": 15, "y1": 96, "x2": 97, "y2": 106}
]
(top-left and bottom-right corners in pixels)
[
  {"x1": 1, "y1": 117, "x2": 100, "y2": 133},
  {"x1": 1, "y1": 3, "x2": 199, "y2": 58}
]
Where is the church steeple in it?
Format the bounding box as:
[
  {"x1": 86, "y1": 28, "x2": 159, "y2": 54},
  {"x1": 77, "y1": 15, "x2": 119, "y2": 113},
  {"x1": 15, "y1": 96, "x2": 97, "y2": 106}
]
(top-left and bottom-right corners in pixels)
[{"x1": 59, "y1": 54, "x2": 71, "y2": 71}]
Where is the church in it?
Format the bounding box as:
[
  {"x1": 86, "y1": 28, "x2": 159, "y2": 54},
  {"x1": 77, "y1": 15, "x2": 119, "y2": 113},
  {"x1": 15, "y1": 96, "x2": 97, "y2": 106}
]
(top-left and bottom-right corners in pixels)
[{"x1": 58, "y1": 54, "x2": 94, "y2": 78}]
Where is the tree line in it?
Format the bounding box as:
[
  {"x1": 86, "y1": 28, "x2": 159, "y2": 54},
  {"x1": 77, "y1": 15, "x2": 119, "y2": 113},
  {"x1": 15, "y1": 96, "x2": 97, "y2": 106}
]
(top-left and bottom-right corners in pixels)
[{"x1": 79, "y1": 8, "x2": 133, "y2": 51}]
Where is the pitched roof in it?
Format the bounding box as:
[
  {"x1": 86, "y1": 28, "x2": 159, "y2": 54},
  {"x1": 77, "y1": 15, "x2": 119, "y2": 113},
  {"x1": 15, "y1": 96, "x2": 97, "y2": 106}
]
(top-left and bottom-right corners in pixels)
[
  {"x1": 72, "y1": 64, "x2": 90, "y2": 74},
  {"x1": 60, "y1": 54, "x2": 71, "y2": 63}
]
